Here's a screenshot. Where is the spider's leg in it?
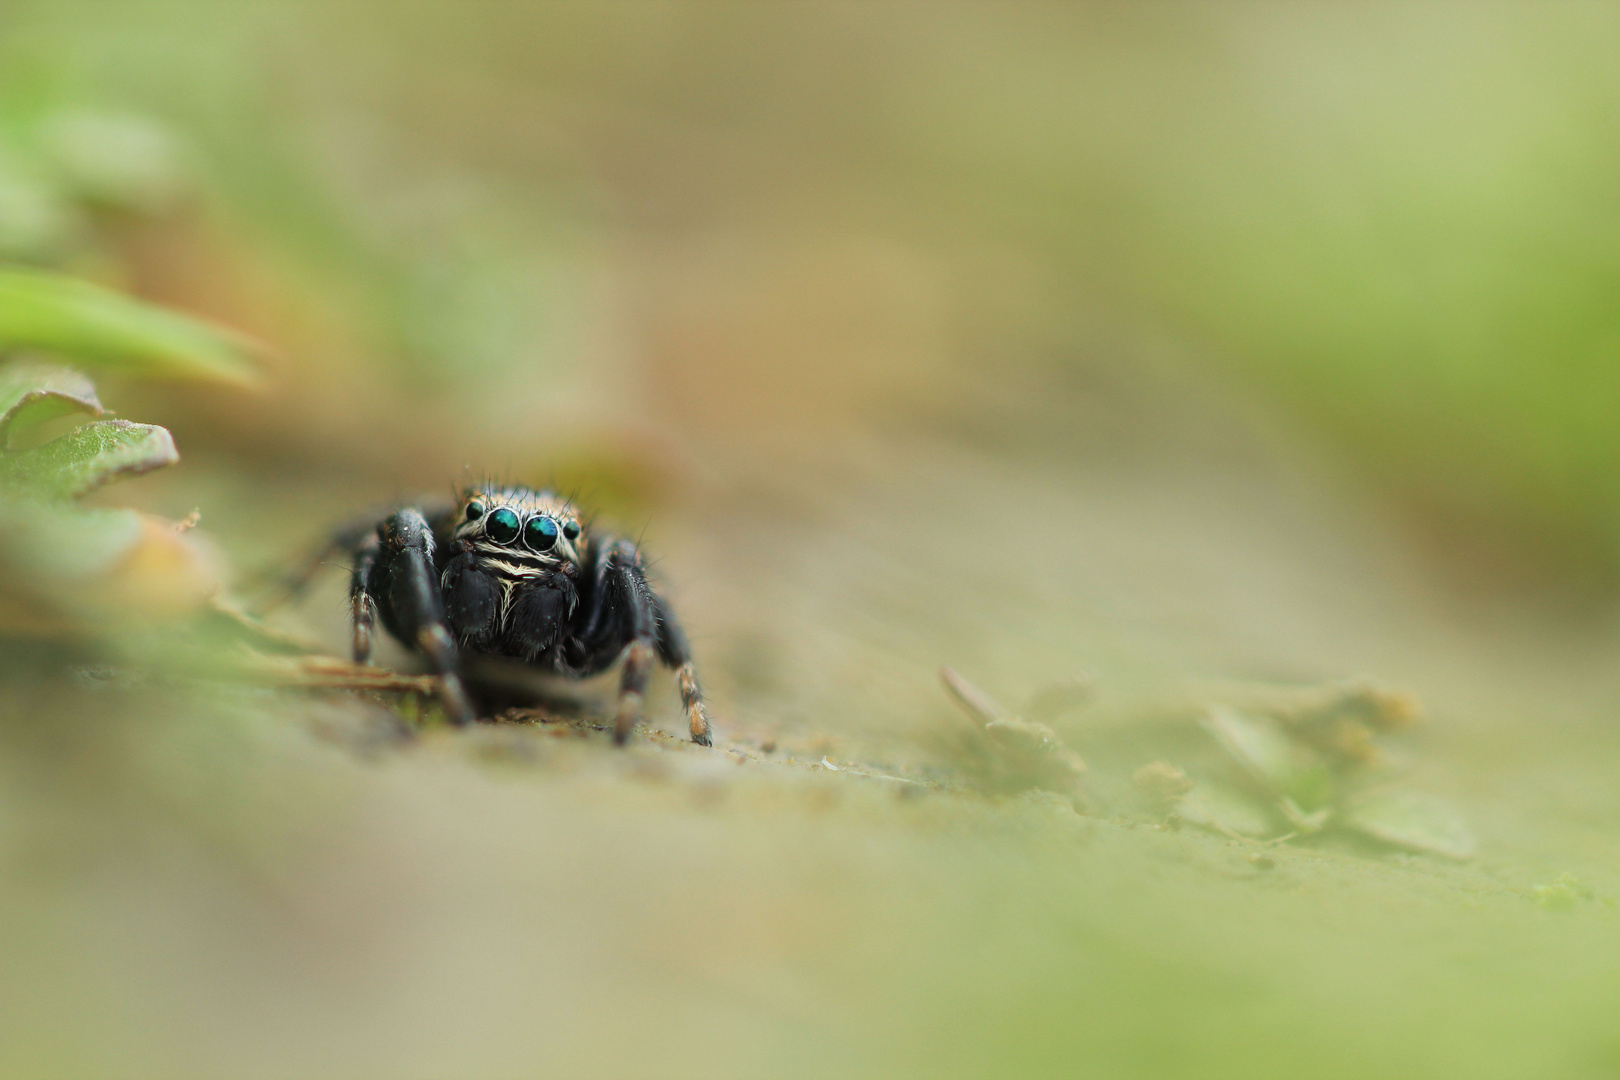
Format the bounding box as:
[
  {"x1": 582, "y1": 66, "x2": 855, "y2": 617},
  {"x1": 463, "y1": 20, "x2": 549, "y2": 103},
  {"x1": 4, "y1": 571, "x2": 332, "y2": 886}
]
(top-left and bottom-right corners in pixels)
[
  {"x1": 252, "y1": 517, "x2": 379, "y2": 617},
  {"x1": 252, "y1": 497, "x2": 457, "y2": 617},
  {"x1": 349, "y1": 532, "x2": 379, "y2": 664},
  {"x1": 580, "y1": 538, "x2": 712, "y2": 746},
  {"x1": 574, "y1": 538, "x2": 658, "y2": 745},
  {"x1": 653, "y1": 592, "x2": 713, "y2": 747},
  {"x1": 370, "y1": 509, "x2": 476, "y2": 727},
  {"x1": 614, "y1": 638, "x2": 654, "y2": 746}
]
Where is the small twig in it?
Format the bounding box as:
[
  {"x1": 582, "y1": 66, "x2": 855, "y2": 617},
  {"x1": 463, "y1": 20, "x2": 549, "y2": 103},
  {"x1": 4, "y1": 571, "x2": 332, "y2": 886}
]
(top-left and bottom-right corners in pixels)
[
  {"x1": 939, "y1": 666, "x2": 1087, "y2": 793},
  {"x1": 237, "y1": 651, "x2": 440, "y2": 694},
  {"x1": 940, "y1": 666, "x2": 1008, "y2": 726}
]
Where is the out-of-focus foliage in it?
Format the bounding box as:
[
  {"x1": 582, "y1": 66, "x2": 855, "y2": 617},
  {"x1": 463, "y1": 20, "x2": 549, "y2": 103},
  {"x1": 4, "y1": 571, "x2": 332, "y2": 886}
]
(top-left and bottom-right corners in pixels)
[
  {"x1": 2, "y1": 1, "x2": 1611, "y2": 592},
  {"x1": 0, "y1": 268, "x2": 262, "y2": 386},
  {"x1": 0, "y1": 63, "x2": 265, "y2": 643},
  {"x1": 0, "y1": 398, "x2": 216, "y2": 639},
  {"x1": 0, "y1": 266, "x2": 261, "y2": 638},
  {"x1": 0, "y1": 88, "x2": 193, "y2": 265}
]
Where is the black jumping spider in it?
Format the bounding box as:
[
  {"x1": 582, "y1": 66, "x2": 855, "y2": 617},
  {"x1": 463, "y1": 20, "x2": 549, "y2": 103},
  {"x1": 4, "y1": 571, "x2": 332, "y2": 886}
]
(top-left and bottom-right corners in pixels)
[{"x1": 307, "y1": 487, "x2": 711, "y2": 746}]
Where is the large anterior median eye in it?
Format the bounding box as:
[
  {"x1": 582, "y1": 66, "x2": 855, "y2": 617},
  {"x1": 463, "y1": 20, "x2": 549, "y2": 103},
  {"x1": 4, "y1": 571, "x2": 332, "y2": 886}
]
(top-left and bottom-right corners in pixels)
[
  {"x1": 485, "y1": 507, "x2": 520, "y2": 544},
  {"x1": 524, "y1": 515, "x2": 559, "y2": 552}
]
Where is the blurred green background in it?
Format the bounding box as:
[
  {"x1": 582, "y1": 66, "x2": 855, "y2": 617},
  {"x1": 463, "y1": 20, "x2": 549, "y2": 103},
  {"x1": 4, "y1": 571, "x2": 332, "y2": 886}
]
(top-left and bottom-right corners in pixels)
[
  {"x1": 11, "y1": 2, "x2": 1620, "y2": 594},
  {"x1": 7, "y1": 3, "x2": 1620, "y2": 1078}
]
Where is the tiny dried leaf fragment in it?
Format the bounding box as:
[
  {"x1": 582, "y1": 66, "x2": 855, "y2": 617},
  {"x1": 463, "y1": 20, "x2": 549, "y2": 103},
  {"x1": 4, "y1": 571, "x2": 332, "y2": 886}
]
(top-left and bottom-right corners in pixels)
[
  {"x1": 1261, "y1": 679, "x2": 1423, "y2": 732},
  {"x1": 1134, "y1": 759, "x2": 1279, "y2": 839},
  {"x1": 1211, "y1": 678, "x2": 1423, "y2": 767},
  {"x1": 939, "y1": 667, "x2": 1086, "y2": 794},
  {"x1": 1133, "y1": 760, "x2": 1194, "y2": 802}
]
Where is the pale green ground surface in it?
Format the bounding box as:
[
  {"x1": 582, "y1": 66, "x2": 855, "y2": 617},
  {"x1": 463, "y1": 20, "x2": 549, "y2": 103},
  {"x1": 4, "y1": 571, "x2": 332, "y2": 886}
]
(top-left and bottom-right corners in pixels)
[{"x1": 10, "y1": 377, "x2": 1620, "y2": 1080}]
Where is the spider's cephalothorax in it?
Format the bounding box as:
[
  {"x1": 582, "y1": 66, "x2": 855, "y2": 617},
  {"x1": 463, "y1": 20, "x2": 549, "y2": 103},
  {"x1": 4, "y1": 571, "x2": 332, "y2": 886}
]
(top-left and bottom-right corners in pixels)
[{"x1": 345, "y1": 486, "x2": 711, "y2": 745}]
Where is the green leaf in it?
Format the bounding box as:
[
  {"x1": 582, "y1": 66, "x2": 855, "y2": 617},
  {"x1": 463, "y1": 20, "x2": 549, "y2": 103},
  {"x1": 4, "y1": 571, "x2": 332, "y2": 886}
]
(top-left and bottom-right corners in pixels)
[
  {"x1": 1171, "y1": 781, "x2": 1277, "y2": 838},
  {"x1": 0, "y1": 265, "x2": 265, "y2": 386},
  {"x1": 0, "y1": 359, "x2": 104, "y2": 444},
  {"x1": 1202, "y1": 706, "x2": 1335, "y2": 809},
  {"x1": 0, "y1": 419, "x2": 177, "y2": 501},
  {"x1": 1341, "y1": 789, "x2": 1477, "y2": 861}
]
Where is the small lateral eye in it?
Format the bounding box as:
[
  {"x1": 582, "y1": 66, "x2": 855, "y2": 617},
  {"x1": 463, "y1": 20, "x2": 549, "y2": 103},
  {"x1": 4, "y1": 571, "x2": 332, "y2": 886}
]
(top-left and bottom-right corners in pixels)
[
  {"x1": 465, "y1": 500, "x2": 485, "y2": 521},
  {"x1": 485, "y1": 507, "x2": 520, "y2": 544},
  {"x1": 562, "y1": 521, "x2": 580, "y2": 541},
  {"x1": 524, "y1": 515, "x2": 559, "y2": 552}
]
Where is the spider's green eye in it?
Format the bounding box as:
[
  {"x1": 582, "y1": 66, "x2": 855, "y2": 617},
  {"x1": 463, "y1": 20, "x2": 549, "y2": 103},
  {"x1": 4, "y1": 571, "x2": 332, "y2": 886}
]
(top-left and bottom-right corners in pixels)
[
  {"x1": 465, "y1": 500, "x2": 485, "y2": 521},
  {"x1": 563, "y1": 521, "x2": 580, "y2": 541},
  {"x1": 485, "y1": 507, "x2": 520, "y2": 544},
  {"x1": 524, "y1": 515, "x2": 559, "y2": 552}
]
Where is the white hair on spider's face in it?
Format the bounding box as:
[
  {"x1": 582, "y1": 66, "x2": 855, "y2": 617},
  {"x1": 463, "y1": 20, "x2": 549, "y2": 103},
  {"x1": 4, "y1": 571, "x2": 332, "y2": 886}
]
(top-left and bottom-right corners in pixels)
[{"x1": 451, "y1": 485, "x2": 585, "y2": 572}]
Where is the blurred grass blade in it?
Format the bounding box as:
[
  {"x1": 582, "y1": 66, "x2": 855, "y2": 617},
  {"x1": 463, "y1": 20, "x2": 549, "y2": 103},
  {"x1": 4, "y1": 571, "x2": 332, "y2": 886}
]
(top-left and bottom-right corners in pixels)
[
  {"x1": 0, "y1": 265, "x2": 266, "y2": 386},
  {"x1": 0, "y1": 419, "x2": 177, "y2": 500},
  {"x1": 0, "y1": 359, "x2": 104, "y2": 445}
]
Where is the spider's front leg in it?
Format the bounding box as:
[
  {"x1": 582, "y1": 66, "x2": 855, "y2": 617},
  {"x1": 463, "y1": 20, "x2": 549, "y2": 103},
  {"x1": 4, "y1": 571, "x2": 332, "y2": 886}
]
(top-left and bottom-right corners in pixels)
[
  {"x1": 254, "y1": 499, "x2": 450, "y2": 617},
  {"x1": 582, "y1": 539, "x2": 713, "y2": 747},
  {"x1": 653, "y1": 591, "x2": 713, "y2": 747},
  {"x1": 351, "y1": 509, "x2": 476, "y2": 726}
]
